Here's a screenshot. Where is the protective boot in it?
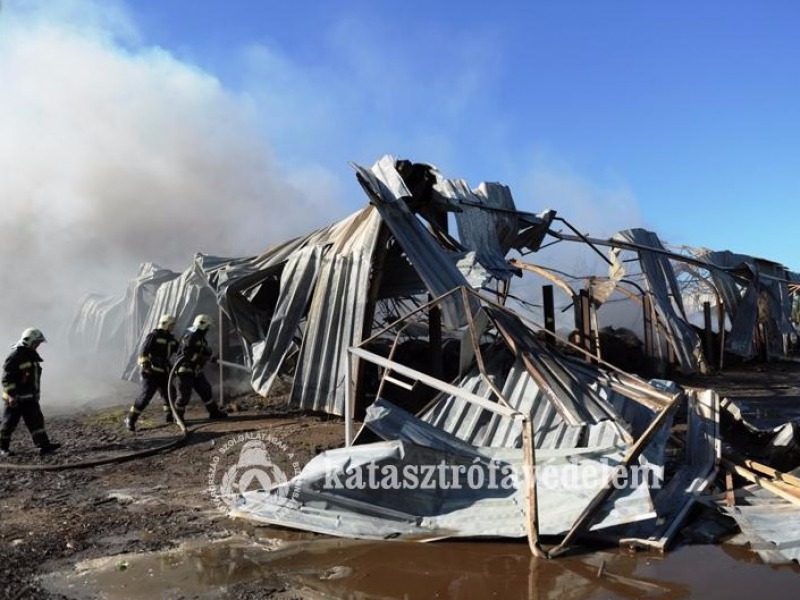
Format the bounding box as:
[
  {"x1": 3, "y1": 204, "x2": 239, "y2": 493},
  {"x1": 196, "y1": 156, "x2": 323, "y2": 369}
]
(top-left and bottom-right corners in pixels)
[
  {"x1": 208, "y1": 406, "x2": 228, "y2": 420},
  {"x1": 174, "y1": 407, "x2": 185, "y2": 423},
  {"x1": 39, "y1": 442, "x2": 61, "y2": 456},
  {"x1": 0, "y1": 442, "x2": 13, "y2": 457},
  {"x1": 124, "y1": 412, "x2": 138, "y2": 432},
  {"x1": 163, "y1": 404, "x2": 174, "y2": 423}
]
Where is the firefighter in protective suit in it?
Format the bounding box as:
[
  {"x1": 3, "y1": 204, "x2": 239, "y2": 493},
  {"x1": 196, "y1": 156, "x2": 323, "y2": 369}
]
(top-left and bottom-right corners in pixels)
[
  {"x1": 1, "y1": 328, "x2": 61, "y2": 456},
  {"x1": 175, "y1": 314, "x2": 227, "y2": 421},
  {"x1": 125, "y1": 314, "x2": 179, "y2": 432}
]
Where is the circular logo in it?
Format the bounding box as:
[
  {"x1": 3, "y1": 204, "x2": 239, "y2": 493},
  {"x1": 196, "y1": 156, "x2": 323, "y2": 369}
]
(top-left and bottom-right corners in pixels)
[{"x1": 207, "y1": 432, "x2": 302, "y2": 514}]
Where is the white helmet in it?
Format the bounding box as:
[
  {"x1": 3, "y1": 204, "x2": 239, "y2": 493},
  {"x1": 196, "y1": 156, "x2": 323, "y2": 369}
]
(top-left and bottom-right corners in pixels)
[
  {"x1": 192, "y1": 314, "x2": 212, "y2": 331},
  {"x1": 20, "y1": 328, "x2": 47, "y2": 346},
  {"x1": 158, "y1": 314, "x2": 176, "y2": 329}
]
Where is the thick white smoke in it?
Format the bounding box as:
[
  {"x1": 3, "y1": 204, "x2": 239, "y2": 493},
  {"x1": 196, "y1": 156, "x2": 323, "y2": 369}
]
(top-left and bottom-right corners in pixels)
[{"x1": 0, "y1": 1, "x2": 342, "y2": 406}]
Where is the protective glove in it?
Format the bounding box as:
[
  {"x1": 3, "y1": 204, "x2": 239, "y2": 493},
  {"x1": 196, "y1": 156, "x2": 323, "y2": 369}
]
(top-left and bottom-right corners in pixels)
[{"x1": 210, "y1": 355, "x2": 219, "y2": 364}]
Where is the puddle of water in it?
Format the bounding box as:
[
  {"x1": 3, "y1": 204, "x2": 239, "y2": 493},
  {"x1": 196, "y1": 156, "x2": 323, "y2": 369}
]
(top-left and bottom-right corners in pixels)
[
  {"x1": 262, "y1": 539, "x2": 800, "y2": 600},
  {"x1": 40, "y1": 537, "x2": 283, "y2": 600},
  {"x1": 40, "y1": 535, "x2": 800, "y2": 600}
]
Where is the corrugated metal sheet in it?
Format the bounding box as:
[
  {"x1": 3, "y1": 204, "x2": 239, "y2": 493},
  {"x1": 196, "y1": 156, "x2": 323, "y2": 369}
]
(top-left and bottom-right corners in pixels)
[
  {"x1": 352, "y1": 156, "x2": 477, "y2": 329},
  {"x1": 230, "y1": 399, "x2": 656, "y2": 539},
  {"x1": 613, "y1": 228, "x2": 707, "y2": 374},
  {"x1": 122, "y1": 263, "x2": 218, "y2": 379},
  {"x1": 435, "y1": 178, "x2": 519, "y2": 280},
  {"x1": 421, "y1": 356, "x2": 623, "y2": 451},
  {"x1": 722, "y1": 486, "x2": 800, "y2": 564},
  {"x1": 66, "y1": 293, "x2": 126, "y2": 365},
  {"x1": 196, "y1": 207, "x2": 383, "y2": 413},
  {"x1": 66, "y1": 262, "x2": 180, "y2": 375},
  {"x1": 286, "y1": 208, "x2": 383, "y2": 414},
  {"x1": 622, "y1": 389, "x2": 720, "y2": 549},
  {"x1": 699, "y1": 250, "x2": 798, "y2": 360},
  {"x1": 250, "y1": 245, "x2": 323, "y2": 394},
  {"x1": 292, "y1": 250, "x2": 374, "y2": 414},
  {"x1": 407, "y1": 300, "x2": 671, "y2": 453},
  {"x1": 694, "y1": 249, "x2": 749, "y2": 319}
]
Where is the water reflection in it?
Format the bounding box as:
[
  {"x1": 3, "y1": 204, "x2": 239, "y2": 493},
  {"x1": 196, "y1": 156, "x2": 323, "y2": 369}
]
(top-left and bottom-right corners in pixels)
[
  {"x1": 265, "y1": 539, "x2": 690, "y2": 600},
  {"x1": 40, "y1": 535, "x2": 800, "y2": 600}
]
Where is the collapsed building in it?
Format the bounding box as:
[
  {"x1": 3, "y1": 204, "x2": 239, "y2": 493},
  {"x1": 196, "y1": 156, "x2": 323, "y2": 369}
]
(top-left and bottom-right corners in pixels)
[{"x1": 68, "y1": 155, "x2": 800, "y2": 558}]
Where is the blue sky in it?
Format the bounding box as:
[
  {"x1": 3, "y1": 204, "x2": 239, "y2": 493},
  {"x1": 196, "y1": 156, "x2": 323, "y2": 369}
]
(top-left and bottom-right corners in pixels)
[
  {"x1": 129, "y1": 0, "x2": 799, "y2": 265},
  {"x1": 1, "y1": 0, "x2": 799, "y2": 341}
]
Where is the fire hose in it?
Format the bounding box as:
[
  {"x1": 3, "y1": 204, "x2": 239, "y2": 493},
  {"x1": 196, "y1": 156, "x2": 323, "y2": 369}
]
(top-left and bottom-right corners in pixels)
[
  {"x1": 0, "y1": 357, "x2": 252, "y2": 471},
  {"x1": 164, "y1": 356, "x2": 249, "y2": 433}
]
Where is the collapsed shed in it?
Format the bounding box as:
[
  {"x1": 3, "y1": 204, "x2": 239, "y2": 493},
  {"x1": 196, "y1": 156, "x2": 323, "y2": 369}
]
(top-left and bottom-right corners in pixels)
[
  {"x1": 229, "y1": 286, "x2": 720, "y2": 557},
  {"x1": 70, "y1": 155, "x2": 800, "y2": 405},
  {"x1": 68, "y1": 154, "x2": 800, "y2": 556}
]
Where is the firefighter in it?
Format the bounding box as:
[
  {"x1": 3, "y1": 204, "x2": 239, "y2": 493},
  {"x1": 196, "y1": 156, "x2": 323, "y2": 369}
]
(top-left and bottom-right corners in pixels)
[
  {"x1": 1, "y1": 328, "x2": 61, "y2": 457},
  {"x1": 125, "y1": 313, "x2": 179, "y2": 432},
  {"x1": 175, "y1": 314, "x2": 227, "y2": 421}
]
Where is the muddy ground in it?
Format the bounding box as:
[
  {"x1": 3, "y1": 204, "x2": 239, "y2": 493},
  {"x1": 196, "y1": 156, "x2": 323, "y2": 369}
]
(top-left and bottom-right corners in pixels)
[
  {"x1": 2, "y1": 364, "x2": 800, "y2": 599},
  {"x1": 0, "y1": 391, "x2": 344, "y2": 600}
]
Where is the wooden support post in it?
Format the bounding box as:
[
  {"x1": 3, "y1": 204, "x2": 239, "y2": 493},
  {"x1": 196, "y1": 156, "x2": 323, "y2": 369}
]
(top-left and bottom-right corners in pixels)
[
  {"x1": 703, "y1": 301, "x2": 714, "y2": 368},
  {"x1": 542, "y1": 285, "x2": 555, "y2": 346},
  {"x1": 522, "y1": 416, "x2": 546, "y2": 558},
  {"x1": 725, "y1": 470, "x2": 736, "y2": 507},
  {"x1": 218, "y1": 306, "x2": 227, "y2": 407},
  {"x1": 643, "y1": 294, "x2": 654, "y2": 372},
  {"x1": 717, "y1": 301, "x2": 726, "y2": 370},
  {"x1": 579, "y1": 290, "x2": 594, "y2": 356},
  {"x1": 429, "y1": 299, "x2": 443, "y2": 380}
]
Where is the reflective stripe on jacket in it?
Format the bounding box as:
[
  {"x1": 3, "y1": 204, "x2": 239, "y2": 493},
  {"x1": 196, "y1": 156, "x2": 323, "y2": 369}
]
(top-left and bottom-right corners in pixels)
[
  {"x1": 2, "y1": 345, "x2": 43, "y2": 401},
  {"x1": 138, "y1": 328, "x2": 178, "y2": 372},
  {"x1": 178, "y1": 328, "x2": 212, "y2": 374}
]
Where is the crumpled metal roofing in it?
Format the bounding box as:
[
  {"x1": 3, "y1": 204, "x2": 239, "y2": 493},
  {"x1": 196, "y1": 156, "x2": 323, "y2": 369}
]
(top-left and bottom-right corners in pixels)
[
  {"x1": 228, "y1": 285, "x2": 699, "y2": 548},
  {"x1": 353, "y1": 157, "x2": 477, "y2": 329},
  {"x1": 622, "y1": 388, "x2": 720, "y2": 549},
  {"x1": 122, "y1": 261, "x2": 219, "y2": 379},
  {"x1": 613, "y1": 228, "x2": 707, "y2": 374},
  {"x1": 230, "y1": 397, "x2": 657, "y2": 539},
  {"x1": 438, "y1": 178, "x2": 525, "y2": 279},
  {"x1": 67, "y1": 262, "x2": 179, "y2": 374},
  {"x1": 694, "y1": 249, "x2": 795, "y2": 359},
  {"x1": 721, "y1": 486, "x2": 800, "y2": 564}
]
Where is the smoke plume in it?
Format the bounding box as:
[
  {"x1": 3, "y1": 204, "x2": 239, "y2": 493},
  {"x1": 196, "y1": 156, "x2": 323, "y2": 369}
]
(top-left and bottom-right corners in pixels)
[{"x1": 0, "y1": 1, "x2": 340, "y2": 406}]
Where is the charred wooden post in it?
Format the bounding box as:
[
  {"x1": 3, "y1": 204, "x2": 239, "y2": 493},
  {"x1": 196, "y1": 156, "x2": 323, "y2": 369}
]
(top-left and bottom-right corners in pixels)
[
  {"x1": 717, "y1": 301, "x2": 726, "y2": 370},
  {"x1": 355, "y1": 224, "x2": 392, "y2": 415},
  {"x1": 703, "y1": 301, "x2": 714, "y2": 367},
  {"x1": 643, "y1": 294, "x2": 654, "y2": 371},
  {"x1": 578, "y1": 290, "x2": 597, "y2": 354},
  {"x1": 429, "y1": 299, "x2": 443, "y2": 380},
  {"x1": 542, "y1": 284, "x2": 555, "y2": 346}
]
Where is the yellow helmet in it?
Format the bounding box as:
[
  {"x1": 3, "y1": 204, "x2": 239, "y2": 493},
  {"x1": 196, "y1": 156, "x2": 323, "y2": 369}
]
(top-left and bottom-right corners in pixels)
[{"x1": 192, "y1": 314, "x2": 213, "y2": 331}]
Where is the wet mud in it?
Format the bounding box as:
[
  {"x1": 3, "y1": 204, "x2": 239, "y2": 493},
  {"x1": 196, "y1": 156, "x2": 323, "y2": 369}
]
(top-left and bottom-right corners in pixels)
[{"x1": 3, "y1": 374, "x2": 800, "y2": 599}]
